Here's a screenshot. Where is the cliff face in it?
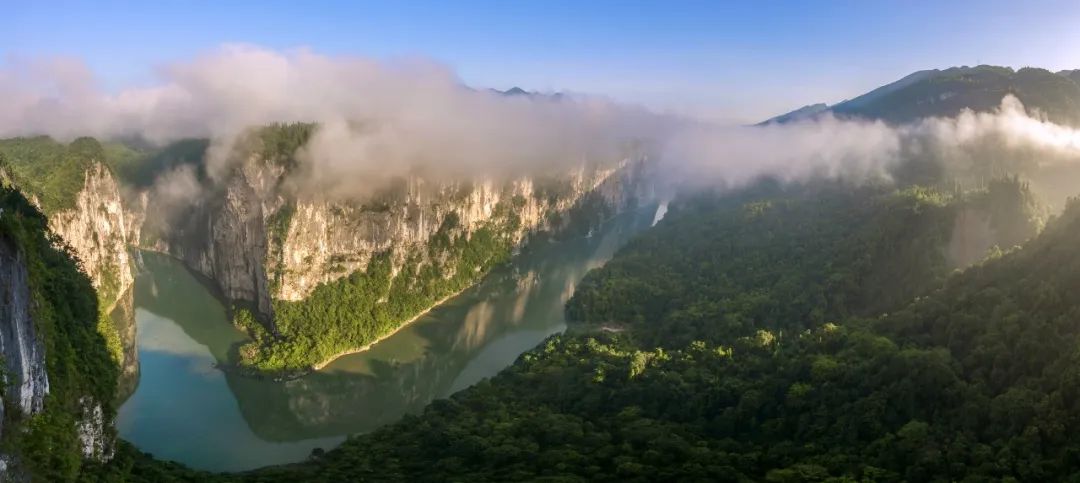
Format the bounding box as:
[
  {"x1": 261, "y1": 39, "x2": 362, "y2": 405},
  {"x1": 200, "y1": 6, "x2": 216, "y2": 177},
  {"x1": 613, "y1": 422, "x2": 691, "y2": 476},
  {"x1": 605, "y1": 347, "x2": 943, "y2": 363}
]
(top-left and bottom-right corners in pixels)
[
  {"x1": 47, "y1": 162, "x2": 137, "y2": 307},
  {"x1": 43, "y1": 160, "x2": 139, "y2": 407},
  {"x1": 155, "y1": 166, "x2": 277, "y2": 323},
  {"x1": 0, "y1": 195, "x2": 118, "y2": 480},
  {"x1": 272, "y1": 162, "x2": 643, "y2": 302},
  {"x1": 149, "y1": 153, "x2": 648, "y2": 331},
  {"x1": 0, "y1": 236, "x2": 49, "y2": 437}
]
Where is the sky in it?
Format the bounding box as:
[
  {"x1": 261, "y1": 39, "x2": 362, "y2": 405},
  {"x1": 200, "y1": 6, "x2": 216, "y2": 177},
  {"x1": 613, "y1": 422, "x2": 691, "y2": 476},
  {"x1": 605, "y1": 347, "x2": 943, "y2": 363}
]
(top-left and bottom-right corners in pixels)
[{"x1": 7, "y1": 0, "x2": 1080, "y2": 123}]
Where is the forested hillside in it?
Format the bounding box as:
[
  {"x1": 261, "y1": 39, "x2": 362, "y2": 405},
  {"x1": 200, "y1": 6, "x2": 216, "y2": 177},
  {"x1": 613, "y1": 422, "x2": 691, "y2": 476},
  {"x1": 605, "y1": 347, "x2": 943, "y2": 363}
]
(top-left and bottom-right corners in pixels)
[
  {"x1": 0, "y1": 187, "x2": 119, "y2": 481},
  {"x1": 567, "y1": 178, "x2": 1042, "y2": 346},
  {"x1": 0, "y1": 137, "x2": 103, "y2": 214},
  {"x1": 1, "y1": 142, "x2": 1069, "y2": 481},
  {"x1": 221, "y1": 183, "x2": 1076, "y2": 481},
  {"x1": 766, "y1": 66, "x2": 1080, "y2": 126},
  {"x1": 4, "y1": 62, "x2": 1078, "y2": 480},
  {"x1": 82, "y1": 173, "x2": 1074, "y2": 482}
]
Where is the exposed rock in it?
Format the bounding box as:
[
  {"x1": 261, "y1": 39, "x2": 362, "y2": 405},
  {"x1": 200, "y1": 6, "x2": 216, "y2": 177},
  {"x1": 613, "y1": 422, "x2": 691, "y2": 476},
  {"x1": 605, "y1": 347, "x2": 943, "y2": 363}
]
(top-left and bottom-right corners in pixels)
[
  {"x1": 156, "y1": 162, "x2": 277, "y2": 325},
  {"x1": 76, "y1": 396, "x2": 112, "y2": 461},
  {"x1": 273, "y1": 164, "x2": 636, "y2": 302},
  {"x1": 149, "y1": 153, "x2": 649, "y2": 332},
  {"x1": 47, "y1": 162, "x2": 137, "y2": 307},
  {"x1": 0, "y1": 233, "x2": 49, "y2": 481},
  {"x1": 0, "y1": 235, "x2": 49, "y2": 432}
]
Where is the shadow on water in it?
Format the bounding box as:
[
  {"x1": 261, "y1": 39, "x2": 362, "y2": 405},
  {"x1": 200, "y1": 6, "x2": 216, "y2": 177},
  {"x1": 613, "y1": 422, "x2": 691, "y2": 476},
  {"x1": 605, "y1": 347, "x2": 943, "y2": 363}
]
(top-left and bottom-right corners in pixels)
[{"x1": 117, "y1": 206, "x2": 656, "y2": 471}]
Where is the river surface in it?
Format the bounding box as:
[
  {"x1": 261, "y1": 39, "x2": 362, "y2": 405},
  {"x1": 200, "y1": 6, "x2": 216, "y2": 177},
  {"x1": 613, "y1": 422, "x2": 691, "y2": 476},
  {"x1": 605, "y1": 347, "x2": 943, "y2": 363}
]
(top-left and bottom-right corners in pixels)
[{"x1": 116, "y1": 208, "x2": 655, "y2": 471}]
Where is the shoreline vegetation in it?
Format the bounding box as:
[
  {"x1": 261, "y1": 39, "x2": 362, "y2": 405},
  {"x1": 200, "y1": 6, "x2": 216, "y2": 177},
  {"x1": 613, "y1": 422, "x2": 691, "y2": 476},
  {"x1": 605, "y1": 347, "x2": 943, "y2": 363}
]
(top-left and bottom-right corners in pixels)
[
  {"x1": 227, "y1": 195, "x2": 635, "y2": 377},
  {"x1": 125, "y1": 191, "x2": 644, "y2": 383},
  {"x1": 308, "y1": 285, "x2": 471, "y2": 372},
  {"x1": 303, "y1": 210, "x2": 641, "y2": 373},
  {"x1": 137, "y1": 246, "x2": 474, "y2": 380}
]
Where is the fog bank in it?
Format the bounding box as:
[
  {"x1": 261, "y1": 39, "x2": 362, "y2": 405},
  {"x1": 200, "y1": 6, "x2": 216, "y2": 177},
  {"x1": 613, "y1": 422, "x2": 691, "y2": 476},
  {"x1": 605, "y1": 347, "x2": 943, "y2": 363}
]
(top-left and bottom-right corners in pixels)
[{"x1": 4, "y1": 45, "x2": 1080, "y2": 201}]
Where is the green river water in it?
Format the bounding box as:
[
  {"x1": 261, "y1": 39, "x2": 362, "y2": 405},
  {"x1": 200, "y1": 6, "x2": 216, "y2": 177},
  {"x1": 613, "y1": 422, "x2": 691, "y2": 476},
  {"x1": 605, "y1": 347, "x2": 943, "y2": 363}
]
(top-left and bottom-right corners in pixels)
[{"x1": 116, "y1": 208, "x2": 654, "y2": 471}]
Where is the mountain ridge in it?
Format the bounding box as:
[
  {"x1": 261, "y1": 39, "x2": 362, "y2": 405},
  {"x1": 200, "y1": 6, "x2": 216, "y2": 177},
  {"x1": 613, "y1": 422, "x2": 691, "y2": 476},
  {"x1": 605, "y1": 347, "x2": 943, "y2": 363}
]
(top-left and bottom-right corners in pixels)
[{"x1": 763, "y1": 65, "x2": 1080, "y2": 125}]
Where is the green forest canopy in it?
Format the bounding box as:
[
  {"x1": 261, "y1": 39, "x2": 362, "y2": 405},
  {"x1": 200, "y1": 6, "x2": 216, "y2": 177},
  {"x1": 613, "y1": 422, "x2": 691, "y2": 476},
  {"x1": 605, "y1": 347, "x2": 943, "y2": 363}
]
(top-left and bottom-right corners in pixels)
[{"x1": 88, "y1": 176, "x2": 1080, "y2": 482}]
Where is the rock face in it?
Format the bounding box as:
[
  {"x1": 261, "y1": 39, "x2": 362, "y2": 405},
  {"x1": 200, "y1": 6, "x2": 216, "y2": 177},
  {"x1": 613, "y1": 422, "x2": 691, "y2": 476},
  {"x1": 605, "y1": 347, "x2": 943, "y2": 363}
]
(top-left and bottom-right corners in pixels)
[
  {"x1": 158, "y1": 167, "x2": 277, "y2": 323},
  {"x1": 76, "y1": 397, "x2": 111, "y2": 460},
  {"x1": 0, "y1": 235, "x2": 49, "y2": 436},
  {"x1": 48, "y1": 162, "x2": 137, "y2": 307},
  {"x1": 150, "y1": 154, "x2": 648, "y2": 330},
  {"x1": 273, "y1": 163, "x2": 641, "y2": 302}
]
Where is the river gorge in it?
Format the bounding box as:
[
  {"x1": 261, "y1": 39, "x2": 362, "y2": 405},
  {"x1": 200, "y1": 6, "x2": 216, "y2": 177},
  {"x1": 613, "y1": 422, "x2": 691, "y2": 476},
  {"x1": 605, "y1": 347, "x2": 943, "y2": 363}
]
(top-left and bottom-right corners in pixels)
[{"x1": 114, "y1": 207, "x2": 655, "y2": 471}]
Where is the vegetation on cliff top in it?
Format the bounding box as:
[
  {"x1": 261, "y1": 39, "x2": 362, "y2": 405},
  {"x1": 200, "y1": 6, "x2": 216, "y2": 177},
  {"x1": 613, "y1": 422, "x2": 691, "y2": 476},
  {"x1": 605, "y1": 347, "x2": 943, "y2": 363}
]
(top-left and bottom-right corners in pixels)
[
  {"x1": 0, "y1": 136, "x2": 103, "y2": 214},
  {"x1": 0, "y1": 131, "x2": 1059, "y2": 480}
]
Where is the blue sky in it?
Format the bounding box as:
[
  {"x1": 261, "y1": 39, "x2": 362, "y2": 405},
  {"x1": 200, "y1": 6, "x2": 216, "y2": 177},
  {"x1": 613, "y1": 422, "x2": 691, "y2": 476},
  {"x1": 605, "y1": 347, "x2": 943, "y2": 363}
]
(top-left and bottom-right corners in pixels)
[{"x1": 8, "y1": 1, "x2": 1080, "y2": 122}]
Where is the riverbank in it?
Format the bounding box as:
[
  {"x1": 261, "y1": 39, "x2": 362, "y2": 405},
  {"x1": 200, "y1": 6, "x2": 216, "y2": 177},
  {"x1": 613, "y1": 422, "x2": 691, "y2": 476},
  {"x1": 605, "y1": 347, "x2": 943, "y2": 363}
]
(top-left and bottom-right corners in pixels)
[{"x1": 309, "y1": 286, "x2": 471, "y2": 371}]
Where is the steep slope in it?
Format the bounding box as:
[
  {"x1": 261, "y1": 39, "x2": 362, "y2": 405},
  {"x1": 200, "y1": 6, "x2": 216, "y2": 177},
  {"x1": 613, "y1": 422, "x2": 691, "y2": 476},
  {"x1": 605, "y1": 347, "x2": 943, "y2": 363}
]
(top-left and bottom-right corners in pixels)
[
  {"x1": 766, "y1": 65, "x2": 1080, "y2": 126},
  {"x1": 0, "y1": 138, "x2": 139, "y2": 406},
  {"x1": 45, "y1": 161, "x2": 137, "y2": 309},
  {"x1": 0, "y1": 125, "x2": 648, "y2": 377},
  {"x1": 126, "y1": 124, "x2": 648, "y2": 374},
  {"x1": 567, "y1": 178, "x2": 1043, "y2": 346},
  {"x1": 94, "y1": 174, "x2": 1055, "y2": 482},
  {"x1": 0, "y1": 137, "x2": 138, "y2": 306},
  {"x1": 0, "y1": 187, "x2": 119, "y2": 482}
]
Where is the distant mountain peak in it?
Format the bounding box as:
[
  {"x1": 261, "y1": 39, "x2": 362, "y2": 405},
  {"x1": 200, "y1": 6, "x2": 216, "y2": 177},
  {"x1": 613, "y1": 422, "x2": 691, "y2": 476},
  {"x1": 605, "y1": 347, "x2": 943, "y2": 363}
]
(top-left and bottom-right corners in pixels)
[
  {"x1": 490, "y1": 86, "x2": 565, "y2": 101},
  {"x1": 759, "y1": 103, "x2": 830, "y2": 125},
  {"x1": 762, "y1": 65, "x2": 1080, "y2": 126}
]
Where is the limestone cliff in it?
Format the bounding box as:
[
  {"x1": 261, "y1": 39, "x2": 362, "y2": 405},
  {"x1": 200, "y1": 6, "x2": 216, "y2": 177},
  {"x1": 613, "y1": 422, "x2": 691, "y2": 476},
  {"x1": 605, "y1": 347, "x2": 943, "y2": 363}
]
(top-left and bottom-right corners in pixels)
[
  {"x1": 272, "y1": 161, "x2": 644, "y2": 302},
  {"x1": 47, "y1": 162, "x2": 137, "y2": 308},
  {"x1": 0, "y1": 235, "x2": 49, "y2": 439},
  {"x1": 0, "y1": 190, "x2": 119, "y2": 480},
  {"x1": 153, "y1": 165, "x2": 278, "y2": 324},
  {"x1": 149, "y1": 151, "x2": 649, "y2": 332}
]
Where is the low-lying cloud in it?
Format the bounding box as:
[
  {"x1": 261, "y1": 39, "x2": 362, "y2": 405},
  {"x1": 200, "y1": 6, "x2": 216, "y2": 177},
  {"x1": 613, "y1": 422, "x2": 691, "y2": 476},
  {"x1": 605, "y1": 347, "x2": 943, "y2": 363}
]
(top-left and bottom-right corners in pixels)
[
  {"x1": 1, "y1": 45, "x2": 660, "y2": 191},
  {"x1": 662, "y1": 95, "x2": 1080, "y2": 194},
  {"x1": 4, "y1": 44, "x2": 1080, "y2": 202}
]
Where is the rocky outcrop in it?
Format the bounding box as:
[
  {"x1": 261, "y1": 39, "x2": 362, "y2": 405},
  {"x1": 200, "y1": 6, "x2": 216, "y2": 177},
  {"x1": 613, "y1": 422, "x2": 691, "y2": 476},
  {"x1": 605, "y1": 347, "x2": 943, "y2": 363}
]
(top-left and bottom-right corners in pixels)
[
  {"x1": 0, "y1": 232, "x2": 49, "y2": 481},
  {"x1": 48, "y1": 162, "x2": 137, "y2": 307},
  {"x1": 150, "y1": 152, "x2": 649, "y2": 331},
  {"x1": 155, "y1": 166, "x2": 277, "y2": 324},
  {"x1": 273, "y1": 162, "x2": 642, "y2": 302},
  {"x1": 76, "y1": 396, "x2": 111, "y2": 460},
  {"x1": 0, "y1": 235, "x2": 49, "y2": 436}
]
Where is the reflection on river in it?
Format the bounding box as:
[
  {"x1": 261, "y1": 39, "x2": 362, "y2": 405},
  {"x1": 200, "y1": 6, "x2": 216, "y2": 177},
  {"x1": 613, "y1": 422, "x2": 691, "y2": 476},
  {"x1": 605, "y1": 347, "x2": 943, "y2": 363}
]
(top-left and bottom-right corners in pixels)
[{"x1": 116, "y1": 208, "x2": 654, "y2": 471}]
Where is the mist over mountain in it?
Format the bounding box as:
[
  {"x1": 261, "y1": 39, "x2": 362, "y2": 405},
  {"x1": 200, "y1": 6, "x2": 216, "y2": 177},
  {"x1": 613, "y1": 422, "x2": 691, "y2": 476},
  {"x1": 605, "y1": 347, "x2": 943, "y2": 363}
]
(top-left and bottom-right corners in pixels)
[
  {"x1": 11, "y1": 2, "x2": 1080, "y2": 481},
  {"x1": 6, "y1": 47, "x2": 1080, "y2": 215},
  {"x1": 6, "y1": 47, "x2": 1080, "y2": 482},
  {"x1": 764, "y1": 65, "x2": 1080, "y2": 126}
]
